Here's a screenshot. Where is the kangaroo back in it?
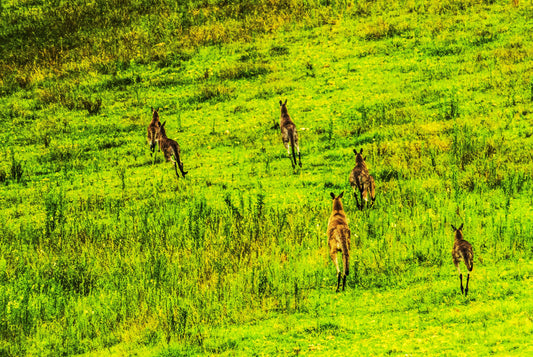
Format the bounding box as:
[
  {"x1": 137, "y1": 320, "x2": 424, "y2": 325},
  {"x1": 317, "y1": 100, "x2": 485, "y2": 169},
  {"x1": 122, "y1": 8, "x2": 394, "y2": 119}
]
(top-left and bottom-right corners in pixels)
[
  {"x1": 279, "y1": 99, "x2": 302, "y2": 168},
  {"x1": 156, "y1": 121, "x2": 188, "y2": 179},
  {"x1": 451, "y1": 223, "x2": 474, "y2": 296},
  {"x1": 350, "y1": 148, "x2": 375, "y2": 210},
  {"x1": 147, "y1": 107, "x2": 161, "y2": 153},
  {"x1": 327, "y1": 192, "x2": 351, "y2": 292},
  {"x1": 463, "y1": 243, "x2": 474, "y2": 272}
]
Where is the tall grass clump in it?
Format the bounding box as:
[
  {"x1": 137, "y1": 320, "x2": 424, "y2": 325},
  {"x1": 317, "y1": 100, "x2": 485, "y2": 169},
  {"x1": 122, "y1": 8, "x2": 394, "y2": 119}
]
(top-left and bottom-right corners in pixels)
[
  {"x1": 44, "y1": 187, "x2": 65, "y2": 239},
  {"x1": 9, "y1": 150, "x2": 24, "y2": 184}
]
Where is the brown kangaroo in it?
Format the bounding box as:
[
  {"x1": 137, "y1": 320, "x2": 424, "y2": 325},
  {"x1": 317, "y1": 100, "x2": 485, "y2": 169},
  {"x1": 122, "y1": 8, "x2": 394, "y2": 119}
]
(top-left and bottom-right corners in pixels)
[
  {"x1": 327, "y1": 192, "x2": 351, "y2": 292},
  {"x1": 155, "y1": 121, "x2": 188, "y2": 179},
  {"x1": 451, "y1": 223, "x2": 474, "y2": 296},
  {"x1": 349, "y1": 148, "x2": 376, "y2": 210},
  {"x1": 147, "y1": 107, "x2": 161, "y2": 157},
  {"x1": 279, "y1": 99, "x2": 302, "y2": 168}
]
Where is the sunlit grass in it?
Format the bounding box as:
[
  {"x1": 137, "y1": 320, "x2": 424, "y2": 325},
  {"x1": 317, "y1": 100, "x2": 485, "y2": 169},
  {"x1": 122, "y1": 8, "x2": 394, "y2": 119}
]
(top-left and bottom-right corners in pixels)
[{"x1": 0, "y1": 0, "x2": 532, "y2": 355}]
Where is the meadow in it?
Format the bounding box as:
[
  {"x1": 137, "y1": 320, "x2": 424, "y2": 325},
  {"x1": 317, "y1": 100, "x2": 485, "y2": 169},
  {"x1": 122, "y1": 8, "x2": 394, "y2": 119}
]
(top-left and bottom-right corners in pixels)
[{"x1": 0, "y1": 0, "x2": 532, "y2": 355}]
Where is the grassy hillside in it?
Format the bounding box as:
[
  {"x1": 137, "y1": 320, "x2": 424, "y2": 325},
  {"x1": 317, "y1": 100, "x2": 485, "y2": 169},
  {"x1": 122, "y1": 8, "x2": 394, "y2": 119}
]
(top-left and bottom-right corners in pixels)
[{"x1": 1, "y1": 0, "x2": 532, "y2": 355}]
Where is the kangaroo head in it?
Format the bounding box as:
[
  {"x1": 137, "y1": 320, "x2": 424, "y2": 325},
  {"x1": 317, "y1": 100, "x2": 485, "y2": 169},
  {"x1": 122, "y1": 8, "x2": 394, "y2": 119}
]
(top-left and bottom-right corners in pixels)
[
  {"x1": 353, "y1": 148, "x2": 365, "y2": 165},
  {"x1": 330, "y1": 191, "x2": 345, "y2": 211},
  {"x1": 156, "y1": 120, "x2": 167, "y2": 139},
  {"x1": 151, "y1": 107, "x2": 160, "y2": 122},
  {"x1": 451, "y1": 223, "x2": 464, "y2": 239},
  {"x1": 279, "y1": 99, "x2": 288, "y2": 114}
]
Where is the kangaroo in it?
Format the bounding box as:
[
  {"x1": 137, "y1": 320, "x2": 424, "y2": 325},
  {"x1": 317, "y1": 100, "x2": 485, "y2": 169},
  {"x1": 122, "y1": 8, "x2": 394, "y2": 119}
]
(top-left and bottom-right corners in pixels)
[
  {"x1": 451, "y1": 223, "x2": 474, "y2": 297},
  {"x1": 147, "y1": 107, "x2": 161, "y2": 157},
  {"x1": 279, "y1": 99, "x2": 302, "y2": 168},
  {"x1": 327, "y1": 192, "x2": 351, "y2": 292},
  {"x1": 349, "y1": 148, "x2": 376, "y2": 210},
  {"x1": 155, "y1": 121, "x2": 188, "y2": 179}
]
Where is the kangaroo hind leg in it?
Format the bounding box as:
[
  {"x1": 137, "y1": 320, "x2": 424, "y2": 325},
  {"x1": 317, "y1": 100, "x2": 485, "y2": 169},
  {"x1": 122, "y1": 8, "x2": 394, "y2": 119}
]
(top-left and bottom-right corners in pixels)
[
  {"x1": 177, "y1": 158, "x2": 187, "y2": 177},
  {"x1": 353, "y1": 188, "x2": 361, "y2": 210},
  {"x1": 369, "y1": 176, "x2": 376, "y2": 208},
  {"x1": 455, "y1": 262, "x2": 464, "y2": 294},
  {"x1": 295, "y1": 137, "x2": 302, "y2": 167},
  {"x1": 172, "y1": 161, "x2": 180, "y2": 179},
  {"x1": 330, "y1": 250, "x2": 341, "y2": 292}
]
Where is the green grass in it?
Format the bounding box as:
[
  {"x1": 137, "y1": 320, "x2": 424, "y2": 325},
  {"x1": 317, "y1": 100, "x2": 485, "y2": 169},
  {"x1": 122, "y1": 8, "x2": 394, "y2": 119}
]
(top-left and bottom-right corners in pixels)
[
  {"x1": 202, "y1": 263, "x2": 533, "y2": 356},
  {"x1": 85, "y1": 262, "x2": 533, "y2": 356},
  {"x1": 1, "y1": 0, "x2": 532, "y2": 355}
]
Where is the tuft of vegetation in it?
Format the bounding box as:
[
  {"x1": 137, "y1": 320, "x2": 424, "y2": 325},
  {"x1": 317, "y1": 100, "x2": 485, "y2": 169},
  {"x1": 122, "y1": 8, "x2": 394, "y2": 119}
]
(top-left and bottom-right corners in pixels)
[
  {"x1": 9, "y1": 150, "x2": 24, "y2": 184},
  {"x1": 81, "y1": 97, "x2": 103, "y2": 115},
  {"x1": 218, "y1": 63, "x2": 271, "y2": 81}
]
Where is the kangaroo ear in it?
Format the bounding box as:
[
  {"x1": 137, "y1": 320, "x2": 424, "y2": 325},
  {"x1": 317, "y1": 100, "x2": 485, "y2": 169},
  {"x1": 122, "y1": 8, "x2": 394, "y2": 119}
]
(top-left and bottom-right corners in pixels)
[
  {"x1": 353, "y1": 149, "x2": 357, "y2": 155},
  {"x1": 330, "y1": 192, "x2": 336, "y2": 199},
  {"x1": 459, "y1": 223, "x2": 463, "y2": 230},
  {"x1": 359, "y1": 148, "x2": 363, "y2": 154},
  {"x1": 279, "y1": 100, "x2": 282, "y2": 106},
  {"x1": 451, "y1": 224, "x2": 457, "y2": 231},
  {"x1": 151, "y1": 107, "x2": 154, "y2": 112},
  {"x1": 338, "y1": 191, "x2": 344, "y2": 198},
  {"x1": 284, "y1": 99, "x2": 288, "y2": 105},
  {"x1": 162, "y1": 121, "x2": 166, "y2": 127},
  {"x1": 364, "y1": 156, "x2": 367, "y2": 161}
]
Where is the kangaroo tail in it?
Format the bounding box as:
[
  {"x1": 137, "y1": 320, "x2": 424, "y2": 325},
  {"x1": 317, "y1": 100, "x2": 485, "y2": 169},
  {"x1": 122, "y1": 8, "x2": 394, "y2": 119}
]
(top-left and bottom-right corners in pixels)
[
  {"x1": 369, "y1": 175, "x2": 376, "y2": 206},
  {"x1": 340, "y1": 229, "x2": 350, "y2": 276},
  {"x1": 467, "y1": 259, "x2": 474, "y2": 272},
  {"x1": 171, "y1": 145, "x2": 187, "y2": 178},
  {"x1": 289, "y1": 129, "x2": 297, "y2": 167},
  {"x1": 173, "y1": 162, "x2": 180, "y2": 179}
]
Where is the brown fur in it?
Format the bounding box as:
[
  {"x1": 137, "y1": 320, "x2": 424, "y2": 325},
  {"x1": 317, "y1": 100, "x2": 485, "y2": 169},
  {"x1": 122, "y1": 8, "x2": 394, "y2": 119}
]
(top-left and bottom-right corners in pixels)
[
  {"x1": 279, "y1": 99, "x2": 302, "y2": 168},
  {"x1": 327, "y1": 192, "x2": 351, "y2": 292},
  {"x1": 452, "y1": 223, "x2": 474, "y2": 296},
  {"x1": 349, "y1": 148, "x2": 376, "y2": 210},
  {"x1": 155, "y1": 121, "x2": 188, "y2": 179},
  {"x1": 147, "y1": 107, "x2": 161, "y2": 156}
]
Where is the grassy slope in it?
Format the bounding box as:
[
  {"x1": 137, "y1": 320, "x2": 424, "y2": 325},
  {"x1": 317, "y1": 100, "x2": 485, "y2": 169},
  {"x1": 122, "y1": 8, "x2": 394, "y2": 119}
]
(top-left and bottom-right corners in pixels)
[
  {"x1": 98, "y1": 262, "x2": 533, "y2": 356},
  {"x1": 0, "y1": 0, "x2": 533, "y2": 356},
  {"x1": 211, "y1": 264, "x2": 533, "y2": 356}
]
